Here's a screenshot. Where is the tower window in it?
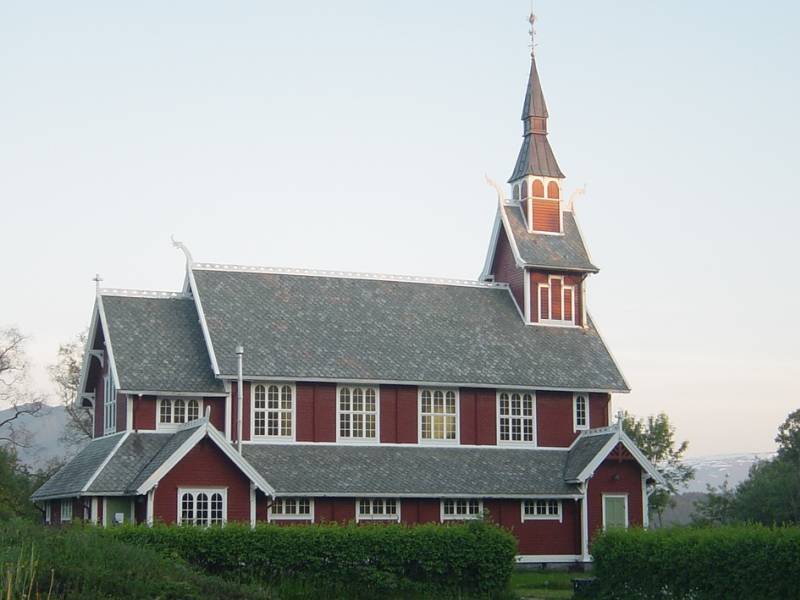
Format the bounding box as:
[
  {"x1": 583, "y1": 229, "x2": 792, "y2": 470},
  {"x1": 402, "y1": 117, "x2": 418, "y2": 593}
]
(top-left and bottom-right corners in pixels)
[
  {"x1": 513, "y1": 184, "x2": 520, "y2": 200},
  {"x1": 532, "y1": 179, "x2": 545, "y2": 198},
  {"x1": 574, "y1": 394, "x2": 589, "y2": 431},
  {"x1": 547, "y1": 181, "x2": 560, "y2": 199},
  {"x1": 521, "y1": 180, "x2": 528, "y2": 199},
  {"x1": 538, "y1": 276, "x2": 577, "y2": 326}
]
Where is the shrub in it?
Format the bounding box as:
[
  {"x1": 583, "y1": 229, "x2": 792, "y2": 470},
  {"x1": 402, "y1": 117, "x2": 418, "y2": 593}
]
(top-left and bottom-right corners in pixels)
[
  {"x1": 0, "y1": 519, "x2": 268, "y2": 600},
  {"x1": 109, "y1": 520, "x2": 517, "y2": 598},
  {"x1": 591, "y1": 525, "x2": 800, "y2": 600}
]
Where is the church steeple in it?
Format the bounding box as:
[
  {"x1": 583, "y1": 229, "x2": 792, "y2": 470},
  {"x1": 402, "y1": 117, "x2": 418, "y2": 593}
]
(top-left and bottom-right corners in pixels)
[{"x1": 509, "y1": 14, "x2": 564, "y2": 184}]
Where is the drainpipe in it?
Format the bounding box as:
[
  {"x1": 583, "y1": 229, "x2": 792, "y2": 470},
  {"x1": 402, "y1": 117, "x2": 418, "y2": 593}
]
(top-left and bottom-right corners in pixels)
[{"x1": 236, "y1": 345, "x2": 244, "y2": 454}]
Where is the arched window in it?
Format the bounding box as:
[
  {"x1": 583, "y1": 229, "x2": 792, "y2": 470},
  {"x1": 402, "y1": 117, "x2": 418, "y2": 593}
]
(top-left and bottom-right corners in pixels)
[
  {"x1": 547, "y1": 181, "x2": 560, "y2": 199},
  {"x1": 173, "y1": 399, "x2": 185, "y2": 423},
  {"x1": 573, "y1": 394, "x2": 588, "y2": 431},
  {"x1": 187, "y1": 399, "x2": 200, "y2": 421},
  {"x1": 179, "y1": 488, "x2": 227, "y2": 526},
  {"x1": 521, "y1": 180, "x2": 528, "y2": 199},
  {"x1": 253, "y1": 384, "x2": 294, "y2": 438},
  {"x1": 180, "y1": 493, "x2": 193, "y2": 523},
  {"x1": 513, "y1": 184, "x2": 520, "y2": 200},
  {"x1": 532, "y1": 179, "x2": 545, "y2": 197}
]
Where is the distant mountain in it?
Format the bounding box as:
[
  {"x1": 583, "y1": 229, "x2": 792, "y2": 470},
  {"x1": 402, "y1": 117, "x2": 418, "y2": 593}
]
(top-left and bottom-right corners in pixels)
[
  {"x1": 683, "y1": 452, "x2": 774, "y2": 493},
  {"x1": 0, "y1": 403, "x2": 77, "y2": 468}
]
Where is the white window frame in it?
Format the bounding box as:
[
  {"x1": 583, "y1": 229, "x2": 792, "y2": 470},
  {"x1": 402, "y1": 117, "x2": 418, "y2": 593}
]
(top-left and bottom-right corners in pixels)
[
  {"x1": 45, "y1": 501, "x2": 51, "y2": 524},
  {"x1": 177, "y1": 487, "x2": 228, "y2": 526},
  {"x1": 103, "y1": 375, "x2": 116, "y2": 435},
  {"x1": 496, "y1": 391, "x2": 537, "y2": 446},
  {"x1": 356, "y1": 498, "x2": 401, "y2": 522},
  {"x1": 440, "y1": 498, "x2": 482, "y2": 521},
  {"x1": 521, "y1": 499, "x2": 563, "y2": 523},
  {"x1": 251, "y1": 383, "x2": 296, "y2": 442},
  {"x1": 573, "y1": 393, "x2": 589, "y2": 432},
  {"x1": 418, "y1": 388, "x2": 460, "y2": 445},
  {"x1": 268, "y1": 497, "x2": 314, "y2": 522},
  {"x1": 538, "y1": 276, "x2": 577, "y2": 326},
  {"x1": 60, "y1": 498, "x2": 73, "y2": 522},
  {"x1": 157, "y1": 398, "x2": 204, "y2": 431},
  {"x1": 602, "y1": 493, "x2": 629, "y2": 530},
  {"x1": 336, "y1": 385, "x2": 380, "y2": 443}
]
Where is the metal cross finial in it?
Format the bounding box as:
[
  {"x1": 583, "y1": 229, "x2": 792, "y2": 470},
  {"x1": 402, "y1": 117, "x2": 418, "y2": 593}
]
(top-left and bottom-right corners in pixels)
[
  {"x1": 528, "y1": 12, "x2": 537, "y2": 57},
  {"x1": 93, "y1": 273, "x2": 103, "y2": 292}
]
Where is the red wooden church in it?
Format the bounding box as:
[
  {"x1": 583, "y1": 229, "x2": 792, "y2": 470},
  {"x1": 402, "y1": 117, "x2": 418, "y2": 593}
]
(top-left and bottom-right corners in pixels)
[{"x1": 33, "y1": 25, "x2": 663, "y2": 564}]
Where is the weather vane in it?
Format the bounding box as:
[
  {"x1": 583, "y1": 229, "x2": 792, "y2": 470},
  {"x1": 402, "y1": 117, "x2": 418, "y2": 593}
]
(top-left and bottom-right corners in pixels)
[{"x1": 528, "y1": 12, "x2": 537, "y2": 57}]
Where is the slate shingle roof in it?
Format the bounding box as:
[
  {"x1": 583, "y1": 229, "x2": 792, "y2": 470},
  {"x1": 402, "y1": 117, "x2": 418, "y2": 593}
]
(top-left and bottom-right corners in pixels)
[
  {"x1": 509, "y1": 134, "x2": 564, "y2": 180},
  {"x1": 564, "y1": 432, "x2": 615, "y2": 482},
  {"x1": 502, "y1": 205, "x2": 597, "y2": 273},
  {"x1": 31, "y1": 432, "x2": 125, "y2": 500},
  {"x1": 101, "y1": 295, "x2": 224, "y2": 394},
  {"x1": 32, "y1": 425, "x2": 204, "y2": 500},
  {"x1": 192, "y1": 268, "x2": 628, "y2": 392},
  {"x1": 243, "y1": 444, "x2": 579, "y2": 496}
]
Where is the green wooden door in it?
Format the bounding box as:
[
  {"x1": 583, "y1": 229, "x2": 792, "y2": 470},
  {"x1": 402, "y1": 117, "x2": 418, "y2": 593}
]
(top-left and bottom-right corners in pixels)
[
  {"x1": 603, "y1": 495, "x2": 628, "y2": 529},
  {"x1": 106, "y1": 497, "x2": 132, "y2": 527}
]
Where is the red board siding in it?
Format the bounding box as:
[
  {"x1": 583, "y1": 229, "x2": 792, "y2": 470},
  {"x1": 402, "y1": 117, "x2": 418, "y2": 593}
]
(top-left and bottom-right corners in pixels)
[
  {"x1": 589, "y1": 394, "x2": 610, "y2": 428},
  {"x1": 152, "y1": 437, "x2": 252, "y2": 524},
  {"x1": 133, "y1": 395, "x2": 157, "y2": 430},
  {"x1": 491, "y1": 224, "x2": 525, "y2": 311},
  {"x1": 230, "y1": 382, "x2": 251, "y2": 442},
  {"x1": 459, "y1": 388, "x2": 497, "y2": 445},
  {"x1": 484, "y1": 499, "x2": 580, "y2": 556},
  {"x1": 400, "y1": 499, "x2": 441, "y2": 524},
  {"x1": 115, "y1": 393, "x2": 127, "y2": 432},
  {"x1": 587, "y1": 456, "x2": 644, "y2": 542},
  {"x1": 205, "y1": 397, "x2": 226, "y2": 432},
  {"x1": 532, "y1": 198, "x2": 561, "y2": 233},
  {"x1": 296, "y1": 383, "x2": 336, "y2": 442},
  {"x1": 314, "y1": 498, "x2": 356, "y2": 523},
  {"x1": 380, "y1": 385, "x2": 418, "y2": 443},
  {"x1": 537, "y1": 391, "x2": 575, "y2": 447}
]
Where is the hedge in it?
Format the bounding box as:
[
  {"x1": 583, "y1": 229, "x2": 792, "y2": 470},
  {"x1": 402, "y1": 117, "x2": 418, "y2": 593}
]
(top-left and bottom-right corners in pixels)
[
  {"x1": 0, "y1": 519, "x2": 269, "y2": 600},
  {"x1": 591, "y1": 525, "x2": 800, "y2": 600},
  {"x1": 109, "y1": 520, "x2": 517, "y2": 598}
]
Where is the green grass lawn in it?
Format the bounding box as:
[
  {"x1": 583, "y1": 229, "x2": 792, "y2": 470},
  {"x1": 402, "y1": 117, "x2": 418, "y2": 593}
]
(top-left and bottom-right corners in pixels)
[{"x1": 511, "y1": 569, "x2": 588, "y2": 599}]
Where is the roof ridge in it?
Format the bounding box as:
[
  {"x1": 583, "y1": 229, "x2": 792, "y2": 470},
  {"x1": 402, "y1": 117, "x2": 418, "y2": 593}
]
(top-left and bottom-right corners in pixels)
[
  {"x1": 192, "y1": 263, "x2": 509, "y2": 290},
  {"x1": 99, "y1": 289, "x2": 189, "y2": 299}
]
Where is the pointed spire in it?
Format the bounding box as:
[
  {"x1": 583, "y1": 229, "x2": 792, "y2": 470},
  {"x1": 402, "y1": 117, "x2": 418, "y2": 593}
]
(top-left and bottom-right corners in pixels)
[{"x1": 508, "y1": 14, "x2": 564, "y2": 182}]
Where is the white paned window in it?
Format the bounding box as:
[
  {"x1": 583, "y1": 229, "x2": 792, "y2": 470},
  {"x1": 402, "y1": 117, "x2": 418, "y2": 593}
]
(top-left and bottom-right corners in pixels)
[
  {"x1": 253, "y1": 384, "x2": 294, "y2": 439},
  {"x1": 420, "y1": 389, "x2": 458, "y2": 442},
  {"x1": 498, "y1": 392, "x2": 535, "y2": 444},
  {"x1": 538, "y1": 276, "x2": 577, "y2": 326},
  {"x1": 103, "y1": 375, "x2": 116, "y2": 434},
  {"x1": 338, "y1": 386, "x2": 378, "y2": 441},
  {"x1": 178, "y1": 489, "x2": 227, "y2": 526},
  {"x1": 60, "y1": 498, "x2": 73, "y2": 522},
  {"x1": 158, "y1": 399, "x2": 202, "y2": 429},
  {"x1": 441, "y1": 499, "x2": 482, "y2": 520},
  {"x1": 522, "y1": 499, "x2": 562, "y2": 521},
  {"x1": 573, "y1": 394, "x2": 589, "y2": 431},
  {"x1": 357, "y1": 498, "x2": 400, "y2": 522},
  {"x1": 270, "y1": 498, "x2": 313, "y2": 521}
]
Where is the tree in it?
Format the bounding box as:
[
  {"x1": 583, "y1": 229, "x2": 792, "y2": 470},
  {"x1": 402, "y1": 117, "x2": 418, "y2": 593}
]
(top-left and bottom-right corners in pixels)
[
  {"x1": 49, "y1": 332, "x2": 91, "y2": 450},
  {"x1": 0, "y1": 328, "x2": 43, "y2": 448},
  {"x1": 622, "y1": 411, "x2": 694, "y2": 527},
  {"x1": 691, "y1": 478, "x2": 737, "y2": 526}
]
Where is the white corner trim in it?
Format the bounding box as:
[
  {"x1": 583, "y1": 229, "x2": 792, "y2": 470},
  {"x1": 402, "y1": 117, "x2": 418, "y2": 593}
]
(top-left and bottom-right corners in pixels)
[
  {"x1": 478, "y1": 210, "x2": 503, "y2": 281},
  {"x1": 81, "y1": 432, "x2": 130, "y2": 493},
  {"x1": 250, "y1": 483, "x2": 256, "y2": 528},
  {"x1": 186, "y1": 267, "x2": 221, "y2": 376},
  {"x1": 95, "y1": 296, "x2": 121, "y2": 391}
]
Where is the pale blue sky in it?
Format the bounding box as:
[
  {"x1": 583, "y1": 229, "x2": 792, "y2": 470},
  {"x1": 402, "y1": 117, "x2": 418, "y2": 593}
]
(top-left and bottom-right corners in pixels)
[{"x1": 1, "y1": 1, "x2": 798, "y2": 455}]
